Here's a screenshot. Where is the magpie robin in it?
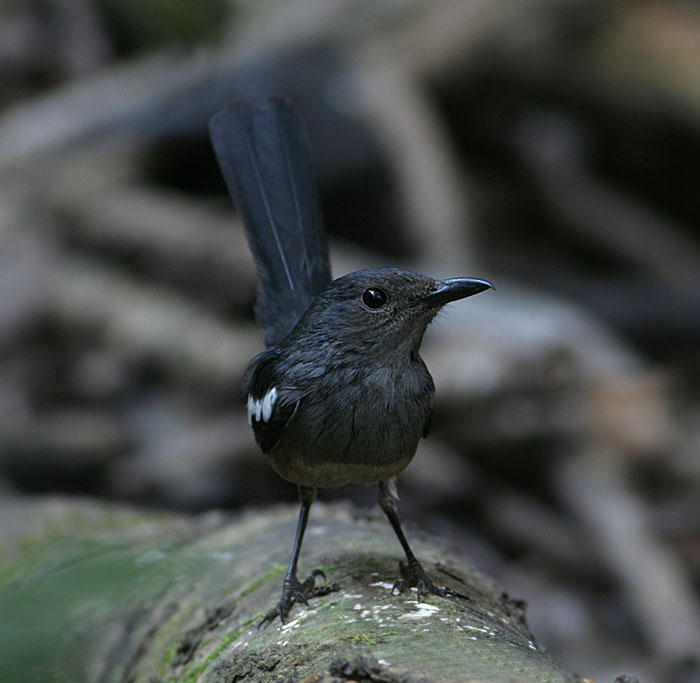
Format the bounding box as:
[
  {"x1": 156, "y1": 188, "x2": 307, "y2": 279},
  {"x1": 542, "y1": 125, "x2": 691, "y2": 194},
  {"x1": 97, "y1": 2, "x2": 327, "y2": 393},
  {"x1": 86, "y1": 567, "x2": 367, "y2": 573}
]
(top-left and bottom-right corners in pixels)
[{"x1": 209, "y1": 97, "x2": 493, "y2": 625}]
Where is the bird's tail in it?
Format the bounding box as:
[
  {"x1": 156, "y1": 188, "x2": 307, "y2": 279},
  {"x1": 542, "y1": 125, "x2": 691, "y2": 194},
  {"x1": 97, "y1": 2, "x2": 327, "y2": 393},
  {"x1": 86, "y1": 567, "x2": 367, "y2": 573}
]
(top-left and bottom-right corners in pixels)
[{"x1": 209, "y1": 97, "x2": 331, "y2": 347}]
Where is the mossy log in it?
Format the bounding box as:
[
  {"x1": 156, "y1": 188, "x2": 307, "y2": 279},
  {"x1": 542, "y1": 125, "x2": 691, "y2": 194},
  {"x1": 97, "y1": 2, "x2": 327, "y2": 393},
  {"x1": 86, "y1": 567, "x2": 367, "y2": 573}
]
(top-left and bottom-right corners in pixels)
[{"x1": 0, "y1": 497, "x2": 576, "y2": 682}]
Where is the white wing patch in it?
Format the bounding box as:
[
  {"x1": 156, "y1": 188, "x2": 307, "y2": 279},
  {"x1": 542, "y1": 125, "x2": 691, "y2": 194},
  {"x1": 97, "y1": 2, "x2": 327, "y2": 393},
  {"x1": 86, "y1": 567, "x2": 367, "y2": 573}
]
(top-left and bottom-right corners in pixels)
[{"x1": 247, "y1": 387, "x2": 278, "y2": 425}]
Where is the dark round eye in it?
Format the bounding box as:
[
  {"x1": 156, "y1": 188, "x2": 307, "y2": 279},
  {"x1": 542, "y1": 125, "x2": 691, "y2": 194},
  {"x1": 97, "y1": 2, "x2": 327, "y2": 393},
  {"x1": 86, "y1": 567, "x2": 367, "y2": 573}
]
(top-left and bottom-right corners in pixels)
[{"x1": 362, "y1": 287, "x2": 388, "y2": 309}]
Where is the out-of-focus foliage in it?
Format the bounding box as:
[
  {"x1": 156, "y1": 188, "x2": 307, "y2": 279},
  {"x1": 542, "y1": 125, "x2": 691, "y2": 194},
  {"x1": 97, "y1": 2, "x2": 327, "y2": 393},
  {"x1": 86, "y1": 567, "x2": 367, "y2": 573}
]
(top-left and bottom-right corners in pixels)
[{"x1": 95, "y1": 0, "x2": 232, "y2": 53}]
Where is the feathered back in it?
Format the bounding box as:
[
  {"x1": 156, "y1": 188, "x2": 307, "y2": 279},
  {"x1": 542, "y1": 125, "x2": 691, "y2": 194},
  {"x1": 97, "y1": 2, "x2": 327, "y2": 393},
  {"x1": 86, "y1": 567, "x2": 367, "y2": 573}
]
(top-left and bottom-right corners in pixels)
[{"x1": 209, "y1": 97, "x2": 332, "y2": 347}]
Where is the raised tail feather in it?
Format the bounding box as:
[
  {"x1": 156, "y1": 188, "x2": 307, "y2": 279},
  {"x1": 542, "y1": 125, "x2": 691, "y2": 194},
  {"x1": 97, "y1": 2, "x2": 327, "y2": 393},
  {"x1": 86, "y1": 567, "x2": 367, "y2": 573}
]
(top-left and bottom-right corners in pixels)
[{"x1": 209, "y1": 97, "x2": 332, "y2": 347}]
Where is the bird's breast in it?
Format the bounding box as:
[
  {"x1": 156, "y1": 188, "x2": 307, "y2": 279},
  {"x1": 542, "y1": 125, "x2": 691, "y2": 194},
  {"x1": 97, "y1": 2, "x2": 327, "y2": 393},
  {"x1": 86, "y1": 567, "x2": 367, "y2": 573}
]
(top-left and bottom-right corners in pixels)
[{"x1": 268, "y1": 359, "x2": 433, "y2": 487}]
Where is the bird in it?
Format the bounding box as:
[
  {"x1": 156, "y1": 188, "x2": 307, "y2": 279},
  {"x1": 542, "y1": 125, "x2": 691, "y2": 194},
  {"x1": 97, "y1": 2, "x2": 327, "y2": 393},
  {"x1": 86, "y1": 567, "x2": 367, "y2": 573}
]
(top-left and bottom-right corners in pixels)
[{"x1": 209, "y1": 96, "x2": 493, "y2": 625}]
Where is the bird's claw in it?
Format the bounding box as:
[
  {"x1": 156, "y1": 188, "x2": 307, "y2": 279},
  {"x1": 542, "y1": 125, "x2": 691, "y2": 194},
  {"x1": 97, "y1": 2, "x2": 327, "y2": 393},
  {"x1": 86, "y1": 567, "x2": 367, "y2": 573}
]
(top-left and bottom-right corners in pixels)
[
  {"x1": 258, "y1": 569, "x2": 335, "y2": 627},
  {"x1": 391, "y1": 559, "x2": 455, "y2": 601}
]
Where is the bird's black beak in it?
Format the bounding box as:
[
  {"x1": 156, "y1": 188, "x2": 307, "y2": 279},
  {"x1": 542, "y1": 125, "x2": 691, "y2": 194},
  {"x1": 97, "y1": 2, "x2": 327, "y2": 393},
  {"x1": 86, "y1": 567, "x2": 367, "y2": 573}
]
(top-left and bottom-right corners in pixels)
[{"x1": 411, "y1": 277, "x2": 494, "y2": 309}]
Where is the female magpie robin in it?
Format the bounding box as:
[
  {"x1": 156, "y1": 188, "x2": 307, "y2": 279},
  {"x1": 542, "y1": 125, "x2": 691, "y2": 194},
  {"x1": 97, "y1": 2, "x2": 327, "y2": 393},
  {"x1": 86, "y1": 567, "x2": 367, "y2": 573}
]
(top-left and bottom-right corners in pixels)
[{"x1": 209, "y1": 97, "x2": 493, "y2": 625}]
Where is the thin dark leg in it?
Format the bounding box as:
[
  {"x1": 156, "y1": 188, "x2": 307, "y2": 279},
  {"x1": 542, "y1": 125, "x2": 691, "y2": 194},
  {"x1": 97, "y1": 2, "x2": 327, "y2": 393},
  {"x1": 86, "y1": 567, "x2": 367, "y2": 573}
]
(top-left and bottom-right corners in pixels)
[
  {"x1": 280, "y1": 485, "x2": 324, "y2": 604},
  {"x1": 378, "y1": 478, "x2": 452, "y2": 601},
  {"x1": 377, "y1": 479, "x2": 416, "y2": 558},
  {"x1": 259, "y1": 485, "x2": 328, "y2": 626},
  {"x1": 286, "y1": 486, "x2": 313, "y2": 579}
]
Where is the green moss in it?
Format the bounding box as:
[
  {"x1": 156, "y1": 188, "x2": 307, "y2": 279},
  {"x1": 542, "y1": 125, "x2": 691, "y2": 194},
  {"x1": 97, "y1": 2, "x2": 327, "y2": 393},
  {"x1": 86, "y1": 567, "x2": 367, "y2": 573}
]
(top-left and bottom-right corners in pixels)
[
  {"x1": 341, "y1": 633, "x2": 376, "y2": 646},
  {"x1": 0, "y1": 506, "x2": 171, "y2": 591},
  {"x1": 242, "y1": 613, "x2": 263, "y2": 628},
  {"x1": 0, "y1": 562, "x2": 19, "y2": 590},
  {"x1": 239, "y1": 563, "x2": 285, "y2": 598},
  {"x1": 156, "y1": 641, "x2": 179, "y2": 677},
  {"x1": 149, "y1": 601, "x2": 201, "y2": 674},
  {"x1": 182, "y1": 630, "x2": 241, "y2": 683},
  {"x1": 182, "y1": 659, "x2": 207, "y2": 683}
]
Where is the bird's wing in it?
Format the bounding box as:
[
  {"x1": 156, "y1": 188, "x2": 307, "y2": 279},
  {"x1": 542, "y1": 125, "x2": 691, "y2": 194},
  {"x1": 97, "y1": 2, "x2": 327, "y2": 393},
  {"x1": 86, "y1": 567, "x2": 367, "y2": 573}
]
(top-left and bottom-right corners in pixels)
[
  {"x1": 243, "y1": 350, "x2": 302, "y2": 454},
  {"x1": 209, "y1": 97, "x2": 331, "y2": 347},
  {"x1": 252, "y1": 399, "x2": 299, "y2": 454}
]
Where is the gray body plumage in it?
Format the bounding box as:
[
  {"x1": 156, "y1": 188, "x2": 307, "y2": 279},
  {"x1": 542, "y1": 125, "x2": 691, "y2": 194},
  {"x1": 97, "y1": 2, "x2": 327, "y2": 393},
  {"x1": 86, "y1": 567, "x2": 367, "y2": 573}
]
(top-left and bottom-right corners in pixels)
[
  {"x1": 263, "y1": 350, "x2": 432, "y2": 487},
  {"x1": 244, "y1": 267, "x2": 438, "y2": 487}
]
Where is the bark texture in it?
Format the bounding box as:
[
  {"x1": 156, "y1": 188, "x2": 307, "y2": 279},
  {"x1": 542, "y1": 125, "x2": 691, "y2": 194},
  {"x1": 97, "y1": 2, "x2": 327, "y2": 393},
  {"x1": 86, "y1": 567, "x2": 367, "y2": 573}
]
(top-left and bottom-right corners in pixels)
[{"x1": 0, "y1": 497, "x2": 575, "y2": 683}]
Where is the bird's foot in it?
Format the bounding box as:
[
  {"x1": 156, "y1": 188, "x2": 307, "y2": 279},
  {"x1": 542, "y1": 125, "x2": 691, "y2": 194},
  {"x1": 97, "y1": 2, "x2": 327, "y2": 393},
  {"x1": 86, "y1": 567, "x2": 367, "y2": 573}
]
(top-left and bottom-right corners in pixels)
[
  {"x1": 258, "y1": 569, "x2": 336, "y2": 627},
  {"x1": 391, "y1": 558, "x2": 455, "y2": 601}
]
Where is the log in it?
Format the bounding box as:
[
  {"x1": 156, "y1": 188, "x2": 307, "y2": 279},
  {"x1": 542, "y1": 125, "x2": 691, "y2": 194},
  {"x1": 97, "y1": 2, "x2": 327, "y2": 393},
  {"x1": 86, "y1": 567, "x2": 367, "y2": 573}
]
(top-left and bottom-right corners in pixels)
[{"x1": 0, "y1": 497, "x2": 577, "y2": 682}]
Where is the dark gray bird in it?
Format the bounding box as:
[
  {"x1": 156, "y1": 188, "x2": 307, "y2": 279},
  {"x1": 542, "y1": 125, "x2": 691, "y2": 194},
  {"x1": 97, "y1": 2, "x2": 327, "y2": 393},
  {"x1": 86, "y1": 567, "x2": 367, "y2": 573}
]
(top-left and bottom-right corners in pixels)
[{"x1": 209, "y1": 97, "x2": 493, "y2": 625}]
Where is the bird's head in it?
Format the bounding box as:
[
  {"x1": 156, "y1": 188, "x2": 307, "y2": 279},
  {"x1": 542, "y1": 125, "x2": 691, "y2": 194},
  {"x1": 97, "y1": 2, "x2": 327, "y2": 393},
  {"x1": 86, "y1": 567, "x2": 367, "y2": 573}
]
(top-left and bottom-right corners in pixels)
[{"x1": 286, "y1": 267, "x2": 493, "y2": 357}]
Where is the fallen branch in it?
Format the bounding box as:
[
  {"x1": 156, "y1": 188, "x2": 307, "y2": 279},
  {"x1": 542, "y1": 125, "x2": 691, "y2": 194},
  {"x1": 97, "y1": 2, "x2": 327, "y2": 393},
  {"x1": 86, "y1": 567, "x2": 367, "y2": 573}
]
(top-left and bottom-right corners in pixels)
[{"x1": 0, "y1": 497, "x2": 576, "y2": 682}]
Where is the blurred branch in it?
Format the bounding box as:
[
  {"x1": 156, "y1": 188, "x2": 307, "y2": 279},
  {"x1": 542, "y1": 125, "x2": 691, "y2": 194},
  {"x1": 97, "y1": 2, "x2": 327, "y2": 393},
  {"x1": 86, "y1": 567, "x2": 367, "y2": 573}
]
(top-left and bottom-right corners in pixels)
[
  {"x1": 557, "y1": 451, "x2": 700, "y2": 660},
  {"x1": 45, "y1": 0, "x2": 112, "y2": 74},
  {"x1": 47, "y1": 178, "x2": 258, "y2": 308},
  {"x1": 48, "y1": 256, "x2": 261, "y2": 387},
  {"x1": 514, "y1": 114, "x2": 700, "y2": 287},
  {"x1": 355, "y1": 57, "x2": 476, "y2": 270}
]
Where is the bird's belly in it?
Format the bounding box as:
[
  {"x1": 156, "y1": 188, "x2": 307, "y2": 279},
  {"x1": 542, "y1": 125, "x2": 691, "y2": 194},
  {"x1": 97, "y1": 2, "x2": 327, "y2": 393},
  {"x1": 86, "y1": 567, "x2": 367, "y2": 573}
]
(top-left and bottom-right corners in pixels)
[
  {"x1": 269, "y1": 452, "x2": 414, "y2": 487},
  {"x1": 267, "y1": 390, "x2": 428, "y2": 487}
]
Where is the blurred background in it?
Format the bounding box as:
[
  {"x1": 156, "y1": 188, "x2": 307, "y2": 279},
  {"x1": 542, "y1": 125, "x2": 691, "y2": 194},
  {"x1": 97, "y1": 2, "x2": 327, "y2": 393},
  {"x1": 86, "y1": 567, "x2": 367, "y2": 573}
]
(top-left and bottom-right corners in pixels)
[{"x1": 1, "y1": 0, "x2": 699, "y2": 680}]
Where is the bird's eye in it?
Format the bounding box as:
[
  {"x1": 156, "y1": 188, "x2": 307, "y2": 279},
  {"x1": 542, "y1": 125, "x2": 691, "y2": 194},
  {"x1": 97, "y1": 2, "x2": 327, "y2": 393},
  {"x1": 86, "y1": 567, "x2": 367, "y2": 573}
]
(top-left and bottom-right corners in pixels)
[{"x1": 362, "y1": 287, "x2": 388, "y2": 309}]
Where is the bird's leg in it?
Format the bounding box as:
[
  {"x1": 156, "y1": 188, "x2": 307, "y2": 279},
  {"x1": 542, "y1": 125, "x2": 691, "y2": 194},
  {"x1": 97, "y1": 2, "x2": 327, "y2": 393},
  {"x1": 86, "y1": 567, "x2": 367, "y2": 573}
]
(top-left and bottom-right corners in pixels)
[
  {"x1": 378, "y1": 478, "x2": 452, "y2": 601},
  {"x1": 259, "y1": 485, "x2": 328, "y2": 626}
]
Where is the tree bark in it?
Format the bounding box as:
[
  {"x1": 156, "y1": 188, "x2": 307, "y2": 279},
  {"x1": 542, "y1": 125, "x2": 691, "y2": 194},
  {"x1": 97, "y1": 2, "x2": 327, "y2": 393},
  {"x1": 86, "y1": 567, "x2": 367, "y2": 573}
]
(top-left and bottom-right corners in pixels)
[{"x1": 0, "y1": 497, "x2": 576, "y2": 682}]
